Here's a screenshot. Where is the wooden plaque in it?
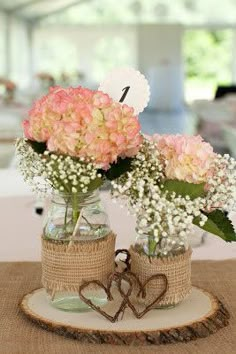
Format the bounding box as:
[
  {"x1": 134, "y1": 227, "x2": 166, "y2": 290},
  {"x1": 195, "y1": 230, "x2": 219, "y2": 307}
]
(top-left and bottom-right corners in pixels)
[{"x1": 20, "y1": 286, "x2": 229, "y2": 345}]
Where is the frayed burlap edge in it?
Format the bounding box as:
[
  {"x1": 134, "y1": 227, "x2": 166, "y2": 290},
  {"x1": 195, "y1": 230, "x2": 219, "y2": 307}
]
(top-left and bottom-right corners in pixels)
[
  {"x1": 130, "y1": 247, "x2": 192, "y2": 306},
  {"x1": 41, "y1": 232, "x2": 116, "y2": 295}
]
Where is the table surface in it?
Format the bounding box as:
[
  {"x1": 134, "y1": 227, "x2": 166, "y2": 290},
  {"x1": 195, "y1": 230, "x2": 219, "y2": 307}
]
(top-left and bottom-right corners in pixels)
[{"x1": 0, "y1": 260, "x2": 235, "y2": 354}]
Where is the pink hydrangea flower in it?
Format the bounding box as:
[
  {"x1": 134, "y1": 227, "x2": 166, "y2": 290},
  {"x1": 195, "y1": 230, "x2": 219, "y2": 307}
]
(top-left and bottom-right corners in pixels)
[
  {"x1": 153, "y1": 134, "x2": 216, "y2": 184},
  {"x1": 23, "y1": 86, "x2": 142, "y2": 169}
]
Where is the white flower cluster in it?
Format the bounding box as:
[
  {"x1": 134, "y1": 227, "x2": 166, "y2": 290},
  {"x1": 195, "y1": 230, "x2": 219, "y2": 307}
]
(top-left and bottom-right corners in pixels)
[
  {"x1": 112, "y1": 139, "x2": 164, "y2": 207},
  {"x1": 16, "y1": 138, "x2": 102, "y2": 196},
  {"x1": 134, "y1": 184, "x2": 207, "y2": 256},
  {"x1": 112, "y1": 138, "x2": 236, "y2": 257},
  {"x1": 205, "y1": 154, "x2": 236, "y2": 212}
]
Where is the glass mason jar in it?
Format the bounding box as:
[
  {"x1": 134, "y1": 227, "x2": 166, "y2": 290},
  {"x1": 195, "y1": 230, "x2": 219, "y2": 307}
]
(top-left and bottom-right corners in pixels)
[
  {"x1": 43, "y1": 190, "x2": 111, "y2": 312},
  {"x1": 132, "y1": 229, "x2": 191, "y2": 309},
  {"x1": 134, "y1": 230, "x2": 188, "y2": 258},
  {"x1": 189, "y1": 225, "x2": 207, "y2": 248}
]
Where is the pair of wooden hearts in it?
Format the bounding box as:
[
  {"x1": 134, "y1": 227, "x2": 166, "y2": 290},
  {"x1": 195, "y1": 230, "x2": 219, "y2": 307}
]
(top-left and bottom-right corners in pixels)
[{"x1": 79, "y1": 270, "x2": 168, "y2": 323}]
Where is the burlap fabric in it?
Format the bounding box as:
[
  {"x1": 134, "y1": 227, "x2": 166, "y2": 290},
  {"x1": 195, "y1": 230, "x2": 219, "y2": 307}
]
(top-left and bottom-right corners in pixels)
[
  {"x1": 130, "y1": 247, "x2": 192, "y2": 306},
  {"x1": 42, "y1": 232, "x2": 116, "y2": 295},
  {"x1": 0, "y1": 260, "x2": 235, "y2": 353}
]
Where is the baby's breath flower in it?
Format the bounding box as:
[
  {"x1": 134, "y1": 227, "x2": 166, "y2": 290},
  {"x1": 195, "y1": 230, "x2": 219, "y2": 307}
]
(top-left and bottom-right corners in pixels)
[{"x1": 15, "y1": 138, "x2": 103, "y2": 196}]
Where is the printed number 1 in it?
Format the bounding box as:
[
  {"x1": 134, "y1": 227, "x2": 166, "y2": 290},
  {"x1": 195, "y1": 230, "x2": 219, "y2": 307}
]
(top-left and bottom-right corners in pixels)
[{"x1": 119, "y1": 86, "x2": 130, "y2": 103}]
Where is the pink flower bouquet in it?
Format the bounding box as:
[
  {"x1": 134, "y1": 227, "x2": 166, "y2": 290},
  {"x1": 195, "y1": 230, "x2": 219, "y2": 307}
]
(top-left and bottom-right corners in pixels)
[
  {"x1": 112, "y1": 135, "x2": 236, "y2": 256},
  {"x1": 22, "y1": 86, "x2": 141, "y2": 169},
  {"x1": 16, "y1": 86, "x2": 143, "y2": 236},
  {"x1": 17, "y1": 86, "x2": 142, "y2": 193},
  {"x1": 153, "y1": 134, "x2": 215, "y2": 184}
]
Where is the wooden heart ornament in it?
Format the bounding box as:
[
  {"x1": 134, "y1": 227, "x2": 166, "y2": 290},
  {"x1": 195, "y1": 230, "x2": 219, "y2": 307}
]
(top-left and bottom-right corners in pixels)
[
  {"x1": 79, "y1": 271, "x2": 168, "y2": 322},
  {"x1": 118, "y1": 272, "x2": 168, "y2": 319},
  {"x1": 79, "y1": 274, "x2": 133, "y2": 323}
]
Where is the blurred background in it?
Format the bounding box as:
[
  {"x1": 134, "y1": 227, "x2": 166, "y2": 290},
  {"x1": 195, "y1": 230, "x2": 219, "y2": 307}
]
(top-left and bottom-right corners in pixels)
[
  {"x1": 1, "y1": 0, "x2": 236, "y2": 166},
  {"x1": 0, "y1": 0, "x2": 236, "y2": 261}
]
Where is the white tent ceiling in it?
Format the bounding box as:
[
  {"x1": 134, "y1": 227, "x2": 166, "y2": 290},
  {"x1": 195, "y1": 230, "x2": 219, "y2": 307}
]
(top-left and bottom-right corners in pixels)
[
  {"x1": 1, "y1": 0, "x2": 236, "y2": 25},
  {"x1": 0, "y1": 0, "x2": 87, "y2": 20}
]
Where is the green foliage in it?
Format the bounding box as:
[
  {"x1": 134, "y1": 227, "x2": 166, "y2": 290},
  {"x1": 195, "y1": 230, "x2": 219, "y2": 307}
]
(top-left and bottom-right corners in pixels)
[
  {"x1": 28, "y1": 140, "x2": 47, "y2": 154},
  {"x1": 184, "y1": 30, "x2": 232, "y2": 83},
  {"x1": 103, "y1": 157, "x2": 133, "y2": 181},
  {"x1": 193, "y1": 210, "x2": 236, "y2": 242},
  {"x1": 87, "y1": 176, "x2": 104, "y2": 192},
  {"x1": 162, "y1": 180, "x2": 205, "y2": 200}
]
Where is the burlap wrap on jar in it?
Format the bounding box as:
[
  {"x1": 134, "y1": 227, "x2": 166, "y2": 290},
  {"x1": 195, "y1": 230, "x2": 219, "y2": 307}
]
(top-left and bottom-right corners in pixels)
[
  {"x1": 130, "y1": 247, "x2": 192, "y2": 307},
  {"x1": 41, "y1": 232, "x2": 116, "y2": 296}
]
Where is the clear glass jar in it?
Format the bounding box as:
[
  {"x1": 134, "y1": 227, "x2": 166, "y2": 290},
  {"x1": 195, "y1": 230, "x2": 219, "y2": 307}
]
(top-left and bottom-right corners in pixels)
[
  {"x1": 189, "y1": 225, "x2": 207, "y2": 248},
  {"x1": 132, "y1": 230, "x2": 191, "y2": 309},
  {"x1": 43, "y1": 190, "x2": 111, "y2": 312},
  {"x1": 44, "y1": 190, "x2": 110, "y2": 241},
  {"x1": 134, "y1": 231, "x2": 188, "y2": 258}
]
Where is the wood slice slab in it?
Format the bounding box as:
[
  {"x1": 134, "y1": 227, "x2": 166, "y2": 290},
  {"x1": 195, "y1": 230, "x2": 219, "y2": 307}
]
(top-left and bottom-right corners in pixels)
[{"x1": 20, "y1": 286, "x2": 230, "y2": 345}]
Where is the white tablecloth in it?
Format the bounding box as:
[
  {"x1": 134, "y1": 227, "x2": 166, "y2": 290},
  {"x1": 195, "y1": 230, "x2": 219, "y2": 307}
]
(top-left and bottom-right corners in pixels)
[{"x1": 0, "y1": 169, "x2": 235, "y2": 261}]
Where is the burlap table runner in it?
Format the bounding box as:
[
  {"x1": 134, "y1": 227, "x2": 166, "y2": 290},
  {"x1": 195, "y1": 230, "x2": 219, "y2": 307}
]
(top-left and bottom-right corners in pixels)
[{"x1": 0, "y1": 260, "x2": 235, "y2": 354}]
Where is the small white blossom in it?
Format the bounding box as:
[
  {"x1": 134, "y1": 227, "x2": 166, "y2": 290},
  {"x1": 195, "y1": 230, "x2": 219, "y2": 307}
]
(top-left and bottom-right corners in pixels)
[{"x1": 15, "y1": 138, "x2": 103, "y2": 197}]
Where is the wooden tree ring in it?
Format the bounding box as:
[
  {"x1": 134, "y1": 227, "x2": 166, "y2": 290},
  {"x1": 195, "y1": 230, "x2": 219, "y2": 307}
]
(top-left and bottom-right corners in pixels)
[{"x1": 20, "y1": 286, "x2": 230, "y2": 345}]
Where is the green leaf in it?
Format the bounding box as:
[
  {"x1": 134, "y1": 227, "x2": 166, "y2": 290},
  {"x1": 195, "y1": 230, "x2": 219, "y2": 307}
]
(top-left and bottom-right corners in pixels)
[
  {"x1": 103, "y1": 157, "x2": 133, "y2": 181},
  {"x1": 87, "y1": 177, "x2": 104, "y2": 192},
  {"x1": 162, "y1": 180, "x2": 206, "y2": 200},
  {"x1": 193, "y1": 210, "x2": 236, "y2": 242},
  {"x1": 28, "y1": 140, "x2": 47, "y2": 154}
]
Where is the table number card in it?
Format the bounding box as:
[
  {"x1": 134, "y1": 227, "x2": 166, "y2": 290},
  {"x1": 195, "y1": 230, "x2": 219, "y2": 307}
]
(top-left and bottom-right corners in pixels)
[{"x1": 99, "y1": 67, "x2": 150, "y2": 115}]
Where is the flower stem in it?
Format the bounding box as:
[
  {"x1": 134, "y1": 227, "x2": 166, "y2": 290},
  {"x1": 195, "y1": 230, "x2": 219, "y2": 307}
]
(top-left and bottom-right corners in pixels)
[
  {"x1": 148, "y1": 236, "x2": 157, "y2": 256},
  {"x1": 67, "y1": 194, "x2": 80, "y2": 248},
  {"x1": 72, "y1": 193, "x2": 79, "y2": 230},
  {"x1": 63, "y1": 198, "x2": 69, "y2": 233}
]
